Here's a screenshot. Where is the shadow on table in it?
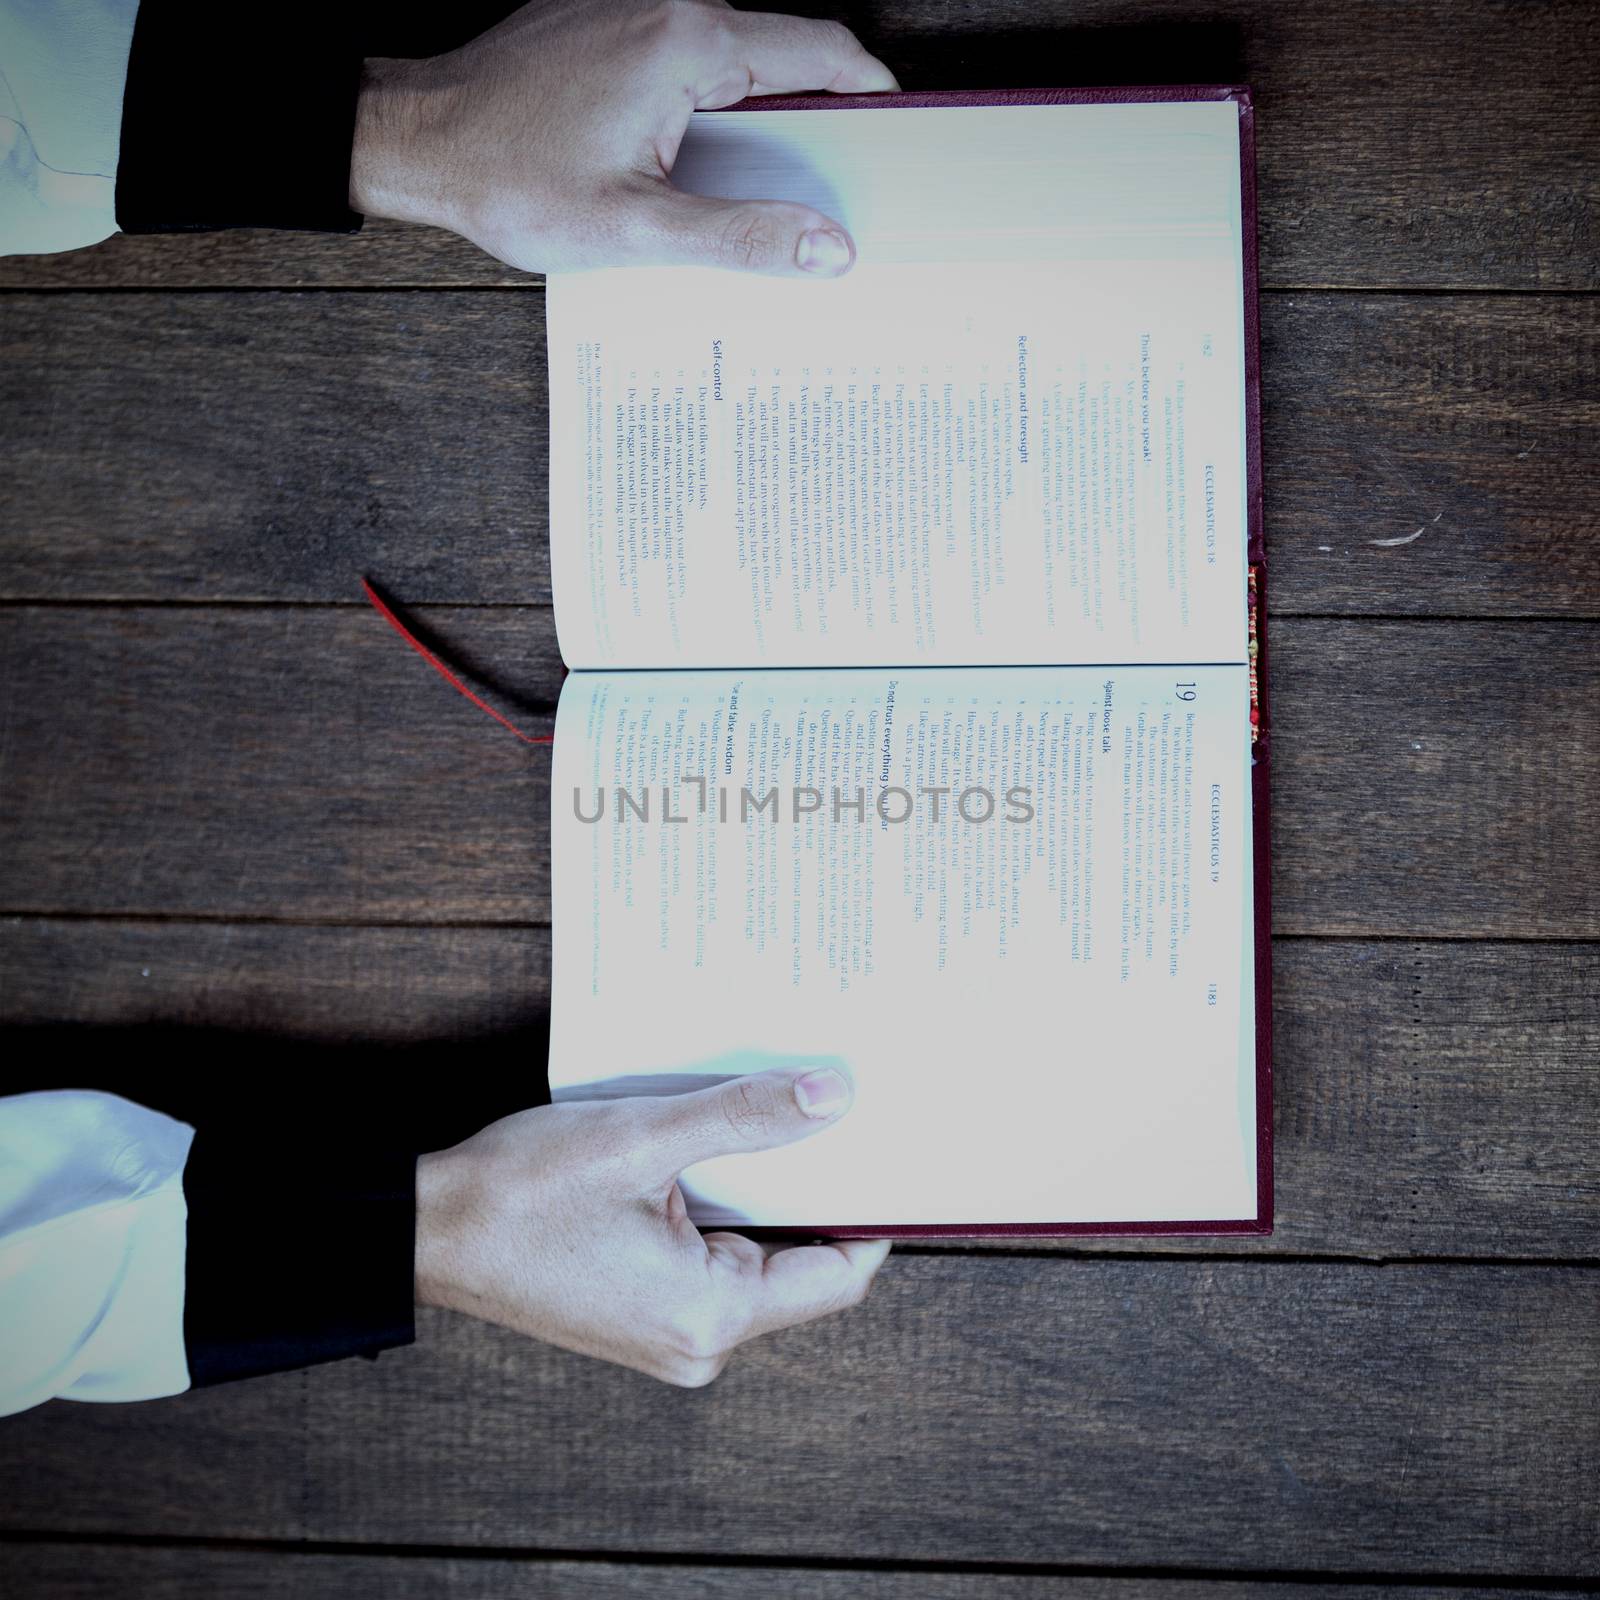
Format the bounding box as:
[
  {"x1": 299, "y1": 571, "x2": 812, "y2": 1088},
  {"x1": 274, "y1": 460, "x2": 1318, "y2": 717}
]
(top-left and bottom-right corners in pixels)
[
  {"x1": 2, "y1": 1018, "x2": 555, "y2": 1150},
  {"x1": 852, "y1": 17, "x2": 1248, "y2": 93}
]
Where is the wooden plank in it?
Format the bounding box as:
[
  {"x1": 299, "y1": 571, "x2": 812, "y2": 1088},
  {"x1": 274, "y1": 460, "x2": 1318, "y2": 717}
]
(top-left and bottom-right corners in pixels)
[
  {"x1": 2, "y1": 924, "x2": 1595, "y2": 1262},
  {"x1": 1, "y1": 292, "x2": 1595, "y2": 616},
  {"x1": 1268, "y1": 619, "x2": 1600, "y2": 937},
  {"x1": 0, "y1": 605, "x2": 559, "y2": 926},
  {"x1": 1263, "y1": 940, "x2": 1600, "y2": 1260},
  {"x1": 0, "y1": 922, "x2": 552, "y2": 1044},
  {"x1": 0, "y1": 1262, "x2": 1594, "y2": 1574},
  {"x1": 0, "y1": 1544, "x2": 1565, "y2": 1600},
  {"x1": 0, "y1": 293, "x2": 552, "y2": 606},
  {"x1": 0, "y1": 608, "x2": 1595, "y2": 937},
  {"x1": 1264, "y1": 296, "x2": 1600, "y2": 617},
  {"x1": 0, "y1": 0, "x2": 1593, "y2": 292}
]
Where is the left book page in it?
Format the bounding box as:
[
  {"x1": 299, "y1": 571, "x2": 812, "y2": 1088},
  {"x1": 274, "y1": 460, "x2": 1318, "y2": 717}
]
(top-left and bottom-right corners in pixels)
[
  {"x1": 547, "y1": 664, "x2": 1258, "y2": 1229},
  {"x1": 547, "y1": 98, "x2": 1250, "y2": 672}
]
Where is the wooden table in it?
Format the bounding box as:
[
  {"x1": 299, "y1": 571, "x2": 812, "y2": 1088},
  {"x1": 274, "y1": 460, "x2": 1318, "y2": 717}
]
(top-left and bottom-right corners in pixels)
[{"x1": 2, "y1": 2, "x2": 1597, "y2": 1592}]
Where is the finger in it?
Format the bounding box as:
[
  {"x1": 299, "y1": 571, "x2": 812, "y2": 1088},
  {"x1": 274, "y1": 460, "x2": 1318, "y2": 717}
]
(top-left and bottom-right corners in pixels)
[
  {"x1": 741, "y1": 1238, "x2": 892, "y2": 1338},
  {"x1": 640, "y1": 1064, "x2": 855, "y2": 1177},
  {"x1": 655, "y1": 1350, "x2": 730, "y2": 1389},
  {"x1": 699, "y1": 12, "x2": 899, "y2": 105},
  {"x1": 703, "y1": 1230, "x2": 770, "y2": 1271},
  {"x1": 623, "y1": 183, "x2": 856, "y2": 277},
  {"x1": 831, "y1": 1238, "x2": 893, "y2": 1273}
]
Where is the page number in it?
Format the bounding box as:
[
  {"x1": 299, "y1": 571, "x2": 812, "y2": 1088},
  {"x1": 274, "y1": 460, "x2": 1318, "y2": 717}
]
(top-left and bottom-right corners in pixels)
[{"x1": 1175, "y1": 682, "x2": 1197, "y2": 702}]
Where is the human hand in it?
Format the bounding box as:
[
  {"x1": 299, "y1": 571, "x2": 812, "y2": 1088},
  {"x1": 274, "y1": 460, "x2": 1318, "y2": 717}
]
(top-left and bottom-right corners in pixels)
[
  {"x1": 414, "y1": 1066, "x2": 890, "y2": 1385},
  {"x1": 348, "y1": 0, "x2": 898, "y2": 276}
]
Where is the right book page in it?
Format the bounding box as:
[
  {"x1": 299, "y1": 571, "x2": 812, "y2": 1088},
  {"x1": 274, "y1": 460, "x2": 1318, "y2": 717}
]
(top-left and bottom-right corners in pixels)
[
  {"x1": 547, "y1": 98, "x2": 1249, "y2": 672},
  {"x1": 548, "y1": 663, "x2": 1257, "y2": 1228}
]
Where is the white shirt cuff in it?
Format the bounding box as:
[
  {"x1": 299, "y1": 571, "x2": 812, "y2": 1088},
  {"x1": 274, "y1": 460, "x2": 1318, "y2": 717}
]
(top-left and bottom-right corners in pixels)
[
  {"x1": 0, "y1": 1090, "x2": 194, "y2": 1416},
  {"x1": 0, "y1": 0, "x2": 141, "y2": 255}
]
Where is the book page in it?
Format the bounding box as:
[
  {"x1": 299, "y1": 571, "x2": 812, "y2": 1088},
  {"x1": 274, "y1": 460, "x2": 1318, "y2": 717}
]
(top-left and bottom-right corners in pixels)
[
  {"x1": 548, "y1": 665, "x2": 1257, "y2": 1227},
  {"x1": 548, "y1": 101, "x2": 1248, "y2": 671}
]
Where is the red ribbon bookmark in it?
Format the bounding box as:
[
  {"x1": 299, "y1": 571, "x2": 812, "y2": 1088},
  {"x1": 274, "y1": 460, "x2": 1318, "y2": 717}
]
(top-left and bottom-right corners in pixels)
[{"x1": 361, "y1": 579, "x2": 553, "y2": 746}]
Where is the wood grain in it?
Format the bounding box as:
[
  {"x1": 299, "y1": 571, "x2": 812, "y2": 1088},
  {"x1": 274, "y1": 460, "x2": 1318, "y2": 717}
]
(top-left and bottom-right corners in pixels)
[
  {"x1": 0, "y1": 608, "x2": 1594, "y2": 936},
  {"x1": 1, "y1": 923, "x2": 1594, "y2": 1261},
  {"x1": 1268, "y1": 618, "x2": 1600, "y2": 937},
  {"x1": 0, "y1": 0, "x2": 1593, "y2": 292},
  {"x1": 1, "y1": 1262, "x2": 1595, "y2": 1575},
  {"x1": 0, "y1": 605, "x2": 559, "y2": 925},
  {"x1": 0, "y1": 1544, "x2": 1567, "y2": 1600},
  {"x1": 1264, "y1": 940, "x2": 1600, "y2": 1259},
  {"x1": 1, "y1": 293, "x2": 1594, "y2": 615},
  {"x1": 1263, "y1": 295, "x2": 1600, "y2": 616},
  {"x1": 0, "y1": 293, "x2": 552, "y2": 606},
  {"x1": 0, "y1": 921, "x2": 553, "y2": 1044}
]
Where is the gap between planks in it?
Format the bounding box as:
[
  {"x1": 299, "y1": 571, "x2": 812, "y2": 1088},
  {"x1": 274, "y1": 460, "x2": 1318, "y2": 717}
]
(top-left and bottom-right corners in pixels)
[
  {"x1": 1, "y1": 1530, "x2": 1597, "y2": 1592},
  {"x1": 0, "y1": 281, "x2": 1596, "y2": 297},
  {"x1": 5, "y1": 910, "x2": 1600, "y2": 946},
  {"x1": 5, "y1": 601, "x2": 1600, "y2": 630}
]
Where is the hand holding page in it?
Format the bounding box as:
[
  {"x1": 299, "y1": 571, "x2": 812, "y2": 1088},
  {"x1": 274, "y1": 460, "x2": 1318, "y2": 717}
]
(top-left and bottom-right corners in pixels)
[
  {"x1": 349, "y1": 3, "x2": 898, "y2": 277},
  {"x1": 550, "y1": 664, "x2": 1256, "y2": 1227},
  {"x1": 542, "y1": 91, "x2": 1271, "y2": 1236},
  {"x1": 549, "y1": 100, "x2": 1248, "y2": 670}
]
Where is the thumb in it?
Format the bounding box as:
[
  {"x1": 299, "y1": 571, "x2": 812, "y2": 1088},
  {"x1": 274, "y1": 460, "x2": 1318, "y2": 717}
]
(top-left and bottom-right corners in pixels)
[
  {"x1": 644, "y1": 1066, "x2": 855, "y2": 1176},
  {"x1": 627, "y1": 184, "x2": 857, "y2": 278}
]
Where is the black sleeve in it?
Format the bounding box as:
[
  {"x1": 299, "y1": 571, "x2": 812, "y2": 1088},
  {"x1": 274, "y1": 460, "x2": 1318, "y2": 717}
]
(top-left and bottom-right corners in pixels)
[
  {"x1": 179, "y1": 1045, "x2": 550, "y2": 1386},
  {"x1": 113, "y1": 2, "x2": 530, "y2": 237},
  {"x1": 180, "y1": 1129, "x2": 419, "y2": 1386},
  {"x1": 115, "y1": 3, "x2": 365, "y2": 235}
]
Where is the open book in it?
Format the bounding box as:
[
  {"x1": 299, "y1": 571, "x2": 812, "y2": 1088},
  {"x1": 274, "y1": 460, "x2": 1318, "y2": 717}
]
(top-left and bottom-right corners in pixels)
[{"x1": 544, "y1": 88, "x2": 1271, "y2": 1236}]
